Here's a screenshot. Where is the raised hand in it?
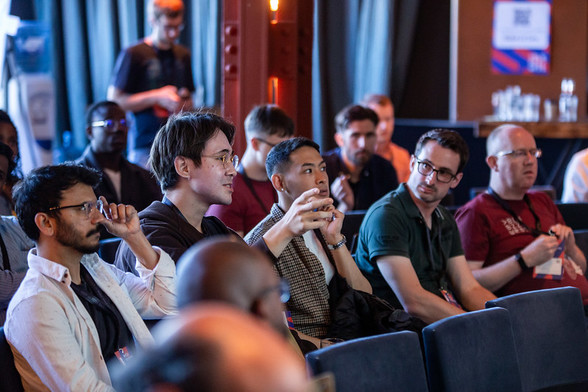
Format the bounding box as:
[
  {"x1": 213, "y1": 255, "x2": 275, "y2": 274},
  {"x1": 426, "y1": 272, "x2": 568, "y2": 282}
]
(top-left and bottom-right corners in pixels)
[{"x1": 330, "y1": 174, "x2": 354, "y2": 212}]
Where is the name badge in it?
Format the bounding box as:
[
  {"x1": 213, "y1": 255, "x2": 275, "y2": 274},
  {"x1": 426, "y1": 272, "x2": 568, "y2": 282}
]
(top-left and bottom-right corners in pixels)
[{"x1": 533, "y1": 239, "x2": 564, "y2": 280}]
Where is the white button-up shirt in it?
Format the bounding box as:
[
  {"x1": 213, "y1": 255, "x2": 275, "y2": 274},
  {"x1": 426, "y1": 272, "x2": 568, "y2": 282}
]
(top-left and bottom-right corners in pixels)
[{"x1": 5, "y1": 247, "x2": 176, "y2": 391}]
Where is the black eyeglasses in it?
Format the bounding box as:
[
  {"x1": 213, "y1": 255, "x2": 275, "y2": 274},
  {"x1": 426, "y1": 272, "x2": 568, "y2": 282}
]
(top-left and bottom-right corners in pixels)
[
  {"x1": 257, "y1": 279, "x2": 290, "y2": 303},
  {"x1": 414, "y1": 158, "x2": 457, "y2": 183},
  {"x1": 90, "y1": 119, "x2": 128, "y2": 133},
  {"x1": 49, "y1": 200, "x2": 105, "y2": 219},
  {"x1": 255, "y1": 137, "x2": 278, "y2": 148}
]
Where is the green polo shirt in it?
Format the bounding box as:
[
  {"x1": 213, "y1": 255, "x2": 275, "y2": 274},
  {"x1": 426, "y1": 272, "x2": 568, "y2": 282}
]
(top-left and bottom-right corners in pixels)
[{"x1": 354, "y1": 183, "x2": 464, "y2": 309}]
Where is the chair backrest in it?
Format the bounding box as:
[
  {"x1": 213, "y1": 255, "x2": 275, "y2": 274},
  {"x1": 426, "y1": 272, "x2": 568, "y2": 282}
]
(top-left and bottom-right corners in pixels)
[
  {"x1": 486, "y1": 287, "x2": 588, "y2": 391},
  {"x1": 305, "y1": 331, "x2": 428, "y2": 392},
  {"x1": 0, "y1": 327, "x2": 24, "y2": 392},
  {"x1": 556, "y1": 202, "x2": 588, "y2": 231},
  {"x1": 341, "y1": 210, "x2": 367, "y2": 255},
  {"x1": 98, "y1": 237, "x2": 122, "y2": 264},
  {"x1": 423, "y1": 308, "x2": 523, "y2": 392}
]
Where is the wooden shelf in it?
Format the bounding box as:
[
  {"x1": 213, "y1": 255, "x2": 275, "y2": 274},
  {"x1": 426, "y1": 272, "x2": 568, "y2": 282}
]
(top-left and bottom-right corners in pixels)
[{"x1": 475, "y1": 121, "x2": 588, "y2": 139}]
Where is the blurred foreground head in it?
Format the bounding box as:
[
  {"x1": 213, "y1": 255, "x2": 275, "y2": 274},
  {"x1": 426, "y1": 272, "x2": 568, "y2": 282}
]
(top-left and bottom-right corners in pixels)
[{"x1": 112, "y1": 304, "x2": 309, "y2": 392}]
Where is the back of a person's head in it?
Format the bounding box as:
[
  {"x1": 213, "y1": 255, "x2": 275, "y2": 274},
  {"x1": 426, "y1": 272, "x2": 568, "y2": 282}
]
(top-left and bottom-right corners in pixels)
[
  {"x1": 176, "y1": 237, "x2": 269, "y2": 310},
  {"x1": 414, "y1": 128, "x2": 469, "y2": 174},
  {"x1": 112, "y1": 305, "x2": 308, "y2": 392},
  {"x1": 265, "y1": 136, "x2": 320, "y2": 178},
  {"x1": 244, "y1": 104, "x2": 294, "y2": 139},
  {"x1": 334, "y1": 104, "x2": 379, "y2": 133},
  {"x1": 13, "y1": 163, "x2": 100, "y2": 241},
  {"x1": 149, "y1": 111, "x2": 235, "y2": 191}
]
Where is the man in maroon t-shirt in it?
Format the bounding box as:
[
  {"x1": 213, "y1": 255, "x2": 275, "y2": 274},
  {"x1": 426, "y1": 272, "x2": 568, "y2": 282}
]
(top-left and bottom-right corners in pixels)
[
  {"x1": 207, "y1": 105, "x2": 294, "y2": 236},
  {"x1": 455, "y1": 125, "x2": 588, "y2": 306}
]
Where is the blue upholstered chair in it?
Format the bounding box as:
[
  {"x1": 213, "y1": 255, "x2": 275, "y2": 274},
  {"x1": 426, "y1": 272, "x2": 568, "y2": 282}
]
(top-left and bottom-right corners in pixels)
[
  {"x1": 0, "y1": 327, "x2": 24, "y2": 392},
  {"x1": 423, "y1": 307, "x2": 523, "y2": 392},
  {"x1": 486, "y1": 287, "x2": 588, "y2": 391},
  {"x1": 305, "y1": 331, "x2": 428, "y2": 392}
]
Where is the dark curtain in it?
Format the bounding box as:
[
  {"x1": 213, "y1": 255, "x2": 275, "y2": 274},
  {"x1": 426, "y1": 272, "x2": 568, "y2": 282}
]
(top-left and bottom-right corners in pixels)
[
  {"x1": 312, "y1": 0, "x2": 420, "y2": 150},
  {"x1": 24, "y1": 0, "x2": 219, "y2": 152}
]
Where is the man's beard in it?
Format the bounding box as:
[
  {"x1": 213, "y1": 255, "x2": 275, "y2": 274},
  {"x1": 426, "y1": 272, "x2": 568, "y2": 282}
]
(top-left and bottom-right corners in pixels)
[{"x1": 55, "y1": 222, "x2": 101, "y2": 254}]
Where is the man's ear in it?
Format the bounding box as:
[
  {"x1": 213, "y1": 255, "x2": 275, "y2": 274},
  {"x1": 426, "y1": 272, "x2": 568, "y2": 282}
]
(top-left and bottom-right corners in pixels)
[
  {"x1": 85, "y1": 126, "x2": 93, "y2": 140},
  {"x1": 486, "y1": 155, "x2": 498, "y2": 171},
  {"x1": 271, "y1": 173, "x2": 285, "y2": 193},
  {"x1": 174, "y1": 156, "x2": 190, "y2": 179},
  {"x1": 250, "y1": 137, "x2": 261, "y2": 152},
  {"x1": 450, "y1": 172, "x2": 464, "y2": 189},
  {"x1": 35, "y1": 213, "x2": 56, "y2": 237},
  {"x1": 334, "y1": 132, "x2": 345, "y2": 148}
]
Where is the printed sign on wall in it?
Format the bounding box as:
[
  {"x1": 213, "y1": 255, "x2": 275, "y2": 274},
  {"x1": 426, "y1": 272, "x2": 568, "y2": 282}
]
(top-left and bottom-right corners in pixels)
[{"x1": 491, "y1": 0, "x2": 552, "y2": 75}]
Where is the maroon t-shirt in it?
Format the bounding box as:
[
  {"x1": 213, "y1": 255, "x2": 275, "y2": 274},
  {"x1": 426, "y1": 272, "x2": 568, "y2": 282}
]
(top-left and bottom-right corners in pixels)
[
  {"x1": 456, "y1": 191, "x2": 588, "y2": 304},
  {"x1": 207, "y1": 172, "x2": 276, "y2": 235}
]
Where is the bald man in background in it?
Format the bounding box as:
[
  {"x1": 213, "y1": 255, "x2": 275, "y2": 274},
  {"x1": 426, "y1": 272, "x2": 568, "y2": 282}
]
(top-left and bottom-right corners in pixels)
[
  {"x1": 456, "y1": 124, "x2": 588, "y2": 306},
  {"x1": 175, "y1": 237, "x2": 321, "y2": 352},
  {"x1": 112, "y1": 304, "x2": 309, "y2": 392}
]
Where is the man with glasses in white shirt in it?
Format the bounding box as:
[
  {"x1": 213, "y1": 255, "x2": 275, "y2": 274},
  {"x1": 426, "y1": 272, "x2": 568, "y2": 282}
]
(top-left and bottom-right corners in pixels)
[
  {"x1": 5, "y1": 164, "x2": 176, "y2": 391},
  {"x1": 76, "y1": 101, "x2": 162, "y2": 239},
  {"x1": 455, "y1": 125, "x2": 588, "y2": 306},
  {"x1": 355, "y1": 129, "x2": 495, "y2": 324}
]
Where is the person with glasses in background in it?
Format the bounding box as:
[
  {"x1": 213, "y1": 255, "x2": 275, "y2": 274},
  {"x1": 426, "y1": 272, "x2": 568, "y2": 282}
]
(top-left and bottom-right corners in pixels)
[
  {"x1": 207, "y1": 104, "x2": 294, "y2": 237},
  {"x1": 107, "y1": 0, "x2": 195, "y2": 169},
  {"x1": 4, "y1": 163, "x2": 176, "y2": 391},
  {"x1": 455, "y1": 125, "x2": 588, "y2": 307},
  {"x1": 76, "y1": 101, "x2": 162, "y2": 239},
  {"x1": 355, "y1": 129, "x2": 495, "y2": 324}
]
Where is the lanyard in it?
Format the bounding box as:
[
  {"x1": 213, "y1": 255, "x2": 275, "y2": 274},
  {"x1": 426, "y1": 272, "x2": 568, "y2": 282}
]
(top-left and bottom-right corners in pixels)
[
  {"x1": 238, "y1": 166, "x2": 276, "y2": 215},
  {"x1": 487, "y1": 187, "x2": 549, "y2": 237}
]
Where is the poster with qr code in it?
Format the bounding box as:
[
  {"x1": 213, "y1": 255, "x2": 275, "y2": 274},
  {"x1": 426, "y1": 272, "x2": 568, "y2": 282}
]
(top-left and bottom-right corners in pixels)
[{"x1": 491, "y1": 0, "x2": 551, "y2": 75}]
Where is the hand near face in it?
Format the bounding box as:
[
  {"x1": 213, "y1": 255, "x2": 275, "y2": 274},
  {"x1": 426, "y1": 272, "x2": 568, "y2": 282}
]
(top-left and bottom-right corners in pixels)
[
  {"x1": 94, "y1": 196, "x2": 141, "y2": 239},
  {"x1": 330, "y1": 174, "x2": 354, "y2": 212},
  {"x1": 280, "y1": 188, "x2": 335, "y2": 238},
  {"x1": 319, "y1": 204, "x2": 345, "y2": 245}
]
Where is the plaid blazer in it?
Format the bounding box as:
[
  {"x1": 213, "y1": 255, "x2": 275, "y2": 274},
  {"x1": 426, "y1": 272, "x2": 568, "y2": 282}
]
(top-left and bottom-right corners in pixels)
[{"x1": 245, "y1": 204, "x2": 332, "y2": 338}]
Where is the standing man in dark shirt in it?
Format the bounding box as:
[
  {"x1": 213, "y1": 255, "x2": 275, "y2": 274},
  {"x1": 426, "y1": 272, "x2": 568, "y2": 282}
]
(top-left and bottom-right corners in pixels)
[
  {"x1": 76, "y1": 101, "x2": 162, "y2": 239},
  {"x1": 323, "y1": 104, "x2": 398, "y2": 212},
  {"x1": 107, "y1": 0, "x2": 195, "y2": 168}
]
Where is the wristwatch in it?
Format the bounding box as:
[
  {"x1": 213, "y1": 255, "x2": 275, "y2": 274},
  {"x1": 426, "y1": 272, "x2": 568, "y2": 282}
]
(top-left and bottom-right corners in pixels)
[
  {"x1": 327, "y1": 234, "x2": 347, "y2": 250},
  {"x1": 515, "y1": 252, "x2": 530, "y2": 270}
]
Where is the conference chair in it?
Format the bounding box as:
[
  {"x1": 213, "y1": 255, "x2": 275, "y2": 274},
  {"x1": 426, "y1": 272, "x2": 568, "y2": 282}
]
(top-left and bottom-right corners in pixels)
[
  {"x1": 486, "y1": 287, "x2": 588, "y2": 391},
  {"x1": 0, "y1": 327, "x2": 24, "y2": 392},
  {"x1": 423, "y1": 307, "x2": 523, "y2": 392},
  {"x1": 305, "y1": 331, "x2": 428, "y2": 392},
  {"x1": 341, "y1": 210, "x2": 367, "y2": 255}
]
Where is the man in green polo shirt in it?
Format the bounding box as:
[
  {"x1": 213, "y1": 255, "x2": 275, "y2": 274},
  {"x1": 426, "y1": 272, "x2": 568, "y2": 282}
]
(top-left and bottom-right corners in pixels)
[{"x1": 355, "y1": 129, "x2": 495, "y2": 324}]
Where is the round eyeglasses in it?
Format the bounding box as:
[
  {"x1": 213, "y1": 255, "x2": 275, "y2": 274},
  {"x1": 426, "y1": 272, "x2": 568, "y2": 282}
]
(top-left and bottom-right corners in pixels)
[
  {"x1": 415, "y1": 158, "x2": 456, "y2": 183},
  {"x1": 202, "y1": 152, "x2": 239, "y2": 169},
  {"x1": 49, "y1": 199, "x2": 105, "y2": 219}
]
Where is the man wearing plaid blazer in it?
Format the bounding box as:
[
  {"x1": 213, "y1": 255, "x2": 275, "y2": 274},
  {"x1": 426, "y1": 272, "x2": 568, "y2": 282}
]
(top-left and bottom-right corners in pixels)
[{"x1": 245, "y1": 137, "x2": 371, "y2": 339}]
